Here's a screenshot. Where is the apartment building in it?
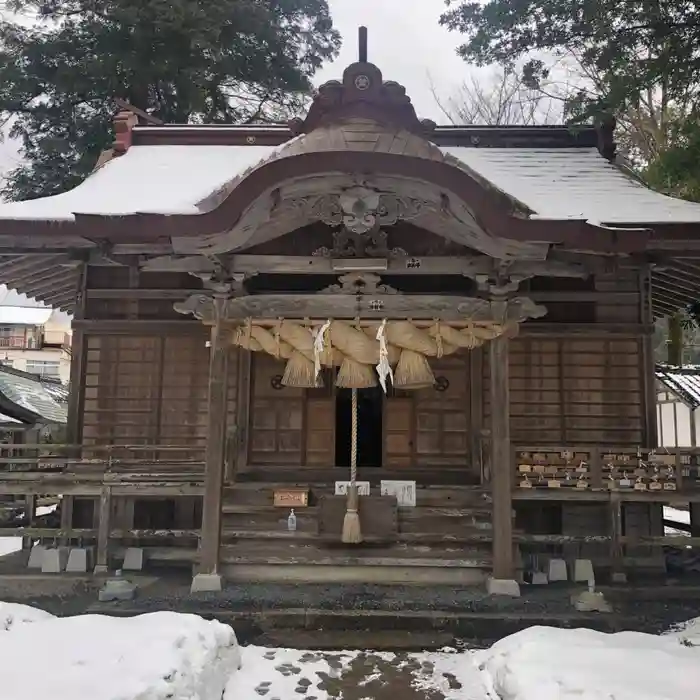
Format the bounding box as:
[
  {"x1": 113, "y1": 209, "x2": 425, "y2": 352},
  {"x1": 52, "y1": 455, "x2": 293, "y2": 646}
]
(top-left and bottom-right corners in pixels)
[{"x1": 0, "y1": 287, "x2": 72, "y2": 384}]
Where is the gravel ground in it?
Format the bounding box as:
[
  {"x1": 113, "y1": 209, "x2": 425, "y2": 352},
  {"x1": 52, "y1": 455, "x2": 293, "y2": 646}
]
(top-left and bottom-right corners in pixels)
[{"x1": 1, "y1": 573, "x2": 698, "y2": 647}]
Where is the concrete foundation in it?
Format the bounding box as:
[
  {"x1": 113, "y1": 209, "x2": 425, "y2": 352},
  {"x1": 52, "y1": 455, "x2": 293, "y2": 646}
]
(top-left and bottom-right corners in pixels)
[
  {"x1": 190, "y1": 573, "x2": 223, "y2": 593},
  {"x1": 573, "y1": 559, "x2": 595, "y2": 584},
  {"x1": 41, "y1": 547, "x2": 70, "y2": 573},
  {"x1": 98, "y1": 574, "x2": 137, "y2": 602},
  {"x1": 66, "y1": 547, "x2": 92, "y2": 573},
  {"x1": 548, "y1": 558, "x2": 568, "y2": 582},
  {"x1": 27, "y1": 544, "x2": 46, "y2": 570},
  {"x1": 122, "y1": 547, "x2": 145, "y2": 571}
]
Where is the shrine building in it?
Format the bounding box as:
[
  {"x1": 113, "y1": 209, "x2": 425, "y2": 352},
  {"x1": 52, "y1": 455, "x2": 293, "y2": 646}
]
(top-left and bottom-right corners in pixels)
[{"x1": 0, "y1": 34, "x2": 699, "y2": 591}]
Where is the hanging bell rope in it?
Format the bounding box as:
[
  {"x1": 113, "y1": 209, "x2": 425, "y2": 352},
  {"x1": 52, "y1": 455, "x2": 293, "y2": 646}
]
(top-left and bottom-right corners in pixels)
[{"x1": 341, "y1": 387, "x2": 362, "y2": 544}]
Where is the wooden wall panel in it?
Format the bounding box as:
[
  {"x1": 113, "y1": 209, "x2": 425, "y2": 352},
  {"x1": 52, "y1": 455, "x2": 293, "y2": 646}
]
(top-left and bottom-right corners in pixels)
[
  {"x1": 384, "y1": 356, "x2": 471, "y2": 468},
  {"x1": 248, "y1": 355, "x2": 304, "y2": 465},
  {"x1": 414, "y1": 355, "x2": 470, "y2": 465},
  {"x1": 82, "y1": 332, "x2": 238, "y2": 459},
  {"x1": 485, "y1": 335, "x2": 644, "y2": 445}
]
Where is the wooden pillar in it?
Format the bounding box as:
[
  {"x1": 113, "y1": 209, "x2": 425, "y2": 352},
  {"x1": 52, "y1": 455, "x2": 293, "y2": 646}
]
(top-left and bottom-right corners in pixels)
[
  {"x1": 198, "y1": 299, "x2": 230, "y2": 578},
  {"x1": 489, "y1": 334, "x2": 515, "y2": 579},
  {"x1": 94, "y1": 485, "x2": 112, "y2": 573},
  {"x1": 469, "y1": 347, "x2": 484, "y2": 482},
  {"x1": 690, "y1": 503, "x2": 700, "y2": 538},
  {"x1": 639, "y1": 268, "x2": 658, "y2": 447},
  {"x1": 62, "y1": 263, "x2": 88, "y2": 542}
]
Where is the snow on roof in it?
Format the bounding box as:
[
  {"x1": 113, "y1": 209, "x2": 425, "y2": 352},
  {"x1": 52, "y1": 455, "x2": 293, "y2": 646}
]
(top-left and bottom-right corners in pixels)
[
  {"x1": 0, "y1": 366, "x2": 67, "y2": 424},
  {"x1": 0, "y1": 141, "x2": 699, "y2": 224},
  {"x1": 0, "y1": 306, "x2": 52, "y2": 325},
  {"x1": 0, "y1": 145, "x2": 277, "y2": 220},
  {"x1": 443, "y1": 147, "x2": 700, "y2": 224},
  {"x1": 0, "y1": 285, "x2": 62, "y2": 324},
  {"x1": 656, "y1": 364, "x2": 700, "y2": 409}
]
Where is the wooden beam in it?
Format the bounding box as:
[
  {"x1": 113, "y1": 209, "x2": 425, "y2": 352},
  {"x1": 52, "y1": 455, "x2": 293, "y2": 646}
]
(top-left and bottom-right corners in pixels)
[
  {"x1": 199, "y1": 299, "x2": 231, "y2": 576},
  {"x1": 0, "y1": 254, "x2": 68, "y2": 277},
  {"x1": 87, "y1": 288, "x2": 200, "y2": 300},
  {"x1": 141, "y1": 253, "x2": 591, "y2": 279},
  {"x1": 489, "y1": 334, "x2": 514, "y2": 579},
  {"x1": 73, "y1": 319, "x2": 204, "y2": 334}
]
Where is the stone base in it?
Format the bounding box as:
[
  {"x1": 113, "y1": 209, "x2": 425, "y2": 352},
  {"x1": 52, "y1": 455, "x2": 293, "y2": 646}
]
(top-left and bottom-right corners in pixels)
[
  {"x1": 122, "y1": 547, "x2": 145, "y2": 571},
  {"x1": 93, "y1": 564, "x2": 109, "y2": 575},
  {"x1": 548, "y1": 558, "x2": 568, "y2": 582},
  {"x1": 611, "y1": 571, "x2": 628, "y2": 584},
  {"x1": 41, "y1": 547, "x2": 70, "y2": 573},
  {"x1": 190, "y1": 573, "x2": 223, "y2": 593},
  {"x1": 98, "y1": 575, "x2": 137, "y2": 602},
  {"x1": 572, "y1": 590, "x2": 612, "y2": 613},
  {"x1": 487, "y1": 577, "x2": 521, "y2": 597},
  {"x1": 573, "y1": 559, "x2": 595, "y2": 584},
  {"x1": 66, "y1": 547, "x2": 91, "y2": 573},
  {"x1": 531, "y1": 571, "x2": 549, "y2": 585},
  {"x1": 27, "y1": 544, "x2": 46, "y2": 570}
]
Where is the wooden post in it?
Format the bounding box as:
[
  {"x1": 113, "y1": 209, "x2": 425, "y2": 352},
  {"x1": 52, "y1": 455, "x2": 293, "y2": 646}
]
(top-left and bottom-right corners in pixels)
[
  {"x1": 609, "y1": 494, "x2": 625, "y2": 582},
  {"x1": 489, "y1": 334, "x2": 515, "y2": 580},
  {"x1": 94, "y1": 485, "x2": 112, "y2": 573},
  {"x1": 690, "y1": 503, "x2": 700, "y2": 538},
  {"x1": 469, "y1": 347, "x2": 484, "y2": 482},
  {"x1": 62, "y1": 262, "x2": 88, "y2": 544},
  {"x1": 194, "y1": 297, "x2": 230, "y2": 590}
]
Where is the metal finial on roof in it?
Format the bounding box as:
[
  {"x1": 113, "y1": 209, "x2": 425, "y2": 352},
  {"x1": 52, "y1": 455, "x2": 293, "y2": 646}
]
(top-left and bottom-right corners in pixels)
[{"x1": 359, "y1": 26, "x2": 368, "y2": 62}]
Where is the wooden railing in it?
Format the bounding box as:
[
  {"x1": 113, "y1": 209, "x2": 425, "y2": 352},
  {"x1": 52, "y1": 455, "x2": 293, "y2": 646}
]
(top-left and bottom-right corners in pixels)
[
  {"x1": 0, "y1": 443, "x2": 204, "y2": 473},
  {"x1": 513, "y1": 445, "x2": 700, "y2": 495}
]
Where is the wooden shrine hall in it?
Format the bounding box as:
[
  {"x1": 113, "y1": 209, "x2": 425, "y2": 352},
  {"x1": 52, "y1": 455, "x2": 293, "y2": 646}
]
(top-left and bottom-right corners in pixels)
[{"x1": 1, "y1": 32, "x2": 700, "y2": 591}]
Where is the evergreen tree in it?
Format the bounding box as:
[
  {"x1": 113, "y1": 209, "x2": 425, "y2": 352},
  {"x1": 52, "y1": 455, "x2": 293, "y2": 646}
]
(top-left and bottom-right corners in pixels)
[{"x1": 0, "y1": 0, "x2": 340, "y2": 200}]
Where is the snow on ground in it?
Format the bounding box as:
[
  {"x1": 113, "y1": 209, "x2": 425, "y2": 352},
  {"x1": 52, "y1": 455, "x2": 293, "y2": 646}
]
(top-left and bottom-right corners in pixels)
[
  {"x1": 0, "y1": 503, "x2": 59, "y2": 558},
  {"x1": 664, "y1": 506, "x2": 691, "y2": 536},
  {"x1": 0, "y1": 606, "x2": 241, "y2": 700},
  {"x1": 476, "y1": 624, "x2": 700, "y2": 700},
  {"x1": 0, "y1": 536, "x2": 21, "y2": 557},
  {"x1": 0, "y1": 602, "x2": 699, "y2": 700},
  {"x1": 225, "y1": 645, "x2": 491, "y2": 700},
  {"x1": 664, "y1": 616, "x2": 700, "y2": 647}
]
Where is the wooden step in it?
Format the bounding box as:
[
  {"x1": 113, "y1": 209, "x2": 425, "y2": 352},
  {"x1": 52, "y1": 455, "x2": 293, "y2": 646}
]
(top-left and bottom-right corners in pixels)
[
  {"x1": 223, "y1": 485, "x2": 491, "y2": 509},
  {"x1": 221, "y1": 529, "x2": 495, "y2": 544},
  {"x1": 219, "y1": 542, "x2": 491, "y2": 567},
  {"x1": 218, "y1": 540, "x2": 491, "y2": 585}
]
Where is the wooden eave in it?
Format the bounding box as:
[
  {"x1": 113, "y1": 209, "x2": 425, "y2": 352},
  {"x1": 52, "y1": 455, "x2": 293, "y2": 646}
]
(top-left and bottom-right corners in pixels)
[{"x1": 130, "y1": 123, "x2": 602, "y2": 149}]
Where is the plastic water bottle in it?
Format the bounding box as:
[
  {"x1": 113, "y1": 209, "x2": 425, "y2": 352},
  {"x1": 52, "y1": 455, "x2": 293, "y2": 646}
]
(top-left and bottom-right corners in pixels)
[{"x1": 287, "y1": 509, "x2": 297, "y2": 532}]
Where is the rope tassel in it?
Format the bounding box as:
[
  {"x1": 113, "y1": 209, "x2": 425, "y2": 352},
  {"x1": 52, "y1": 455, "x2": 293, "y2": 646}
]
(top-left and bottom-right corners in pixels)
[{"x1": 341, "y1": 387, "x2": 363, "y2": 544}]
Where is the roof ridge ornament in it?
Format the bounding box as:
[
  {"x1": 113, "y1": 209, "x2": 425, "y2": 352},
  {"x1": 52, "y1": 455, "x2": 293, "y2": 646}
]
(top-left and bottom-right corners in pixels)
[{"x1": 289, "y1": 26, "x2": 436, "y2": 137}]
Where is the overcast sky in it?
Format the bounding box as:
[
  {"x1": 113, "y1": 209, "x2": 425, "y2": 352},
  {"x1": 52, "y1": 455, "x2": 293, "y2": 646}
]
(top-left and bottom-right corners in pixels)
[
  {"x1": 320, "y1": 0, "x2": 470, "y2": 119},
  {"x1": 0, "y1": 1, "x2": 474, "y2": 179}
]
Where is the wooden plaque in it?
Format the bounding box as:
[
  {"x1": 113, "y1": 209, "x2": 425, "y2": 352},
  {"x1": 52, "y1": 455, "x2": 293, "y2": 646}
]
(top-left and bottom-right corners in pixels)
[{"x1": 273, "y1": 488, "x2": 309, "y2": 508}]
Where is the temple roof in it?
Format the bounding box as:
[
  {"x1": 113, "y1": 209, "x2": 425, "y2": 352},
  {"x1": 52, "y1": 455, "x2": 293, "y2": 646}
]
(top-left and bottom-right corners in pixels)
[
  {"x1": 656, "y1": 364, "x2": 700, "y2": 410},
  {"x1": 0, "y1": 365, "x2": 67, "y2": 427},
  {"x1": 0, "y1": 134, "x2": 699, "y2": 225},
  {"x1": 0, "y1": 46, "x2": 699, "y2": 319}
]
